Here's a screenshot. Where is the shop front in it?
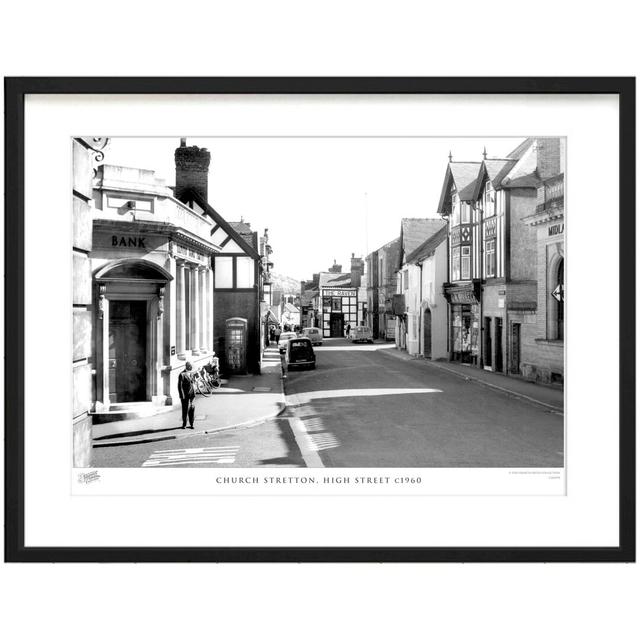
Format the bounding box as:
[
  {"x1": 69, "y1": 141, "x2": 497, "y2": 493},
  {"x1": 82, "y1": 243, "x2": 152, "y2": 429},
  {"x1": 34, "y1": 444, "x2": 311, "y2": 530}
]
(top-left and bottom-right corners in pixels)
[{"x1": 444, "y1": 282, "x2": 481, "y2": 365}]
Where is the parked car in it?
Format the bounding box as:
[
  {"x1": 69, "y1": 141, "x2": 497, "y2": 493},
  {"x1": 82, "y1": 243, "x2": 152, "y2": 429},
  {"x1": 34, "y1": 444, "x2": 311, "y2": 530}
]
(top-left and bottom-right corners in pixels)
[
  {"x1": 278, "y1": 331, "x2": 297, "y2": 353},
  {"x1": 302, "y1": 327, "x2": 323, "y2": 345},
  {"x1": 285, "y1": 337, "x2": 316, "y2": 370},
  {"x1": 351, "y1": 325, "x2": 374, "y2": 343}
]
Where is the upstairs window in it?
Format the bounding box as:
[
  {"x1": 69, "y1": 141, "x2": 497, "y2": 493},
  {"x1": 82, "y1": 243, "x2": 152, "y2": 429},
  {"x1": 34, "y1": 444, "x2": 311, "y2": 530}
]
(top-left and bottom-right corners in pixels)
[
  {"x1": 461, "y1": 246, "x2": 471, "y2": 280},
  {"x1": 451, "y1": 191, "x2": 460, "y2": 226},
  {"x1": 451, "y1": 246, "x2": 461, "y2": 281},
  {"x1": 485, "y1": 239, "x2": 496, "y2": 278},
  {"x1": 461, "y1": 202, "x2": 471, "y2": 224},
  {"x1": 484, "y1": 181, "x2": 495, "y2": 217}
]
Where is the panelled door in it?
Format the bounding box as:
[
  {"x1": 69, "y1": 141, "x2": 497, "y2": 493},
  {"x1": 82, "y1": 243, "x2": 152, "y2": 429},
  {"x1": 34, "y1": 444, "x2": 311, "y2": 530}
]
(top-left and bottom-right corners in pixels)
[
  {"x1": 109, "y1": 300, "x2": 147, "y2": 402},
  {"x1": 423, "y1": 309, "x2": 432, "y2": 358},
  {"x1": 330, "y1": 313, "x2": 344, "y2": 338}
]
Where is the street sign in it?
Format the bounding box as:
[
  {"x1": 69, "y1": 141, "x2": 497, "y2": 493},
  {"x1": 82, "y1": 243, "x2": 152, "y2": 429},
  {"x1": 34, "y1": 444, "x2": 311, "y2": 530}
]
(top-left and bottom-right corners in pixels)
[{"x1": 551, "y1": 283, "x2": 564, "y2": 303}]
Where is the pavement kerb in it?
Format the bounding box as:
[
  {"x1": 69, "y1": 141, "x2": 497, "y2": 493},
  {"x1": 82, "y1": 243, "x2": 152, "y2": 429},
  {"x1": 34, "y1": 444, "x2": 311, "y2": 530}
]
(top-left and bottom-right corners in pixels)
[
  {"x1": 380, "y1": 348, "x2": 564, "y2": 415},
  {"x1": 93, "y1": 354, "x2": 288, "y2": 447}
]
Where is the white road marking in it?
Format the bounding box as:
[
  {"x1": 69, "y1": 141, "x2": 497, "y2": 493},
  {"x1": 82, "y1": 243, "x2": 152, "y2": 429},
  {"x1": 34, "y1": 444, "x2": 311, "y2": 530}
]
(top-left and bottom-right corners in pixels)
[
  {"x1": 289, "y1": 418, "x2": 324, "y2": 468},
  {"x1": 142, "y1": 446, "x2": 239, "y2": 467},
  {"x1": 287, "y1": 387, "x2": 442, "y2": 405},
  {"x1": 307, "y1": 432, "x2": 340, "y2": 451}
]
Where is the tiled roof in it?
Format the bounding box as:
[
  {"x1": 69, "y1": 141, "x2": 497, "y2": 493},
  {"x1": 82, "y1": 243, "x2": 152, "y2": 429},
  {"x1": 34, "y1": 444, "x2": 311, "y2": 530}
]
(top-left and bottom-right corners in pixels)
[
  {"x1": 483, "y1": 159, "x2": 517, "y2": 188},
  {"x1": 370, "y1": 236, "x2": 400, "y2": 256},
  {"x1": 228, "y1": 221, "x2": 257, "y2": 249},
  {"x1": 181, "y1": 188, "x2": 261, "y2": 260},
  {"x1": 400, "y1": 218, "x2": 447, "y2": 263},
  {"x1": 500, "y1": 139, "x2": 538, "y2": 189},
  {"x1": 437, "y1": 162, "x2": 482, "y2": 213},
  {"x1": 405, "y1": 225, "x2": 448, "y2": 264},
  {"x1": 506, "y1": 138, "x2": 534, "y2": 160},
  {"x1": 449, "y1": 162, "x2": 482, "y2": 200},
  {"x1": 318, "y1": 271, "x2": 352, "y2": 289}
]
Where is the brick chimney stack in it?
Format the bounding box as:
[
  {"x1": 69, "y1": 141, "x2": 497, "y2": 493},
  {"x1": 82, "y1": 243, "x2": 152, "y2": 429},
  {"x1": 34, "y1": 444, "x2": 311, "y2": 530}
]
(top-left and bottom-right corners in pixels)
[
  {"x1": 174, "y1": 138, "x2": 211, "y2": 203},
  {"x1": 536, "y1": 137, "x2": 562, "y2": 181},
  {"x1": 350, "y1": 252, "x2": 364, "y2": 288},
  {"x1": 328, "y1": 259, "x2": 342, "y2": 273}
]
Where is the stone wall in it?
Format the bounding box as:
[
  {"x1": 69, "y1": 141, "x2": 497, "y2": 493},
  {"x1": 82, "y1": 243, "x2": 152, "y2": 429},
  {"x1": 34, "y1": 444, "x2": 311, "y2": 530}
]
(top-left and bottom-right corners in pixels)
[
  {"x1": 72, "y1": 139, "x2": 94, "y2": 467},
  {"x1": 508, "y1": 188, "x2": 538, "y2": 281}
]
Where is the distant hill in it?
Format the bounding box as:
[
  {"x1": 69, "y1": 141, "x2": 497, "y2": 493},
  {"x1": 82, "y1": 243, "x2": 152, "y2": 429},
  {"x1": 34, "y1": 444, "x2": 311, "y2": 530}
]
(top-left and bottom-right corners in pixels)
[{"x1": 269, "y1": 272, "x2": 301, "y2": 294}]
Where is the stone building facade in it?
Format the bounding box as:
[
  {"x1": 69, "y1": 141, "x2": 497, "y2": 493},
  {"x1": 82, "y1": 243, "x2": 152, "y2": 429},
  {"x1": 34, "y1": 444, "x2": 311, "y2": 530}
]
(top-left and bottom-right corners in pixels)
[
  {"x1": 395, "y1": 218, "x2": 447, "y2": 351},
  {"x1": 521, "y1": 139, "x2": 565, "y2": 384},
  {"x1": 404, "y1": 226, "x2": 449, "y2": 360},
  {"x1": 366, "y1": 238, "x2": 400, "y2": 341},
  {"x1": 73, "y1": 137, "x2": 108, "y2": 466},
  {"x1": 90, "y1": 164, "x2": 218, "y2": 419}
]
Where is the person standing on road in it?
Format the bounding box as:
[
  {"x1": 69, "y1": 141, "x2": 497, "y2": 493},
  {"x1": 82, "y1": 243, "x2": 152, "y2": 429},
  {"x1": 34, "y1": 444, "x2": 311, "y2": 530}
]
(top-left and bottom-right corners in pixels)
[
  {"x1": 178, "y1": 361, "x2": 196, "y2": 429},
  {"x1": 346, "y1": 323, "x2": 351, "y2": 339}
]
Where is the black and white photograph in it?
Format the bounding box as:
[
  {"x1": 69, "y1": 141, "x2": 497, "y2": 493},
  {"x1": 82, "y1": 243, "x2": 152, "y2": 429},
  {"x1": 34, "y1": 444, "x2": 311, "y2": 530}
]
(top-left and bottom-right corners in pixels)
[
  {"x1": 75, "y1": 135, "x2": 565, "y2": 474},
  {"x1": 7, "y1": 78, "x2": 632, "y2": 565}
]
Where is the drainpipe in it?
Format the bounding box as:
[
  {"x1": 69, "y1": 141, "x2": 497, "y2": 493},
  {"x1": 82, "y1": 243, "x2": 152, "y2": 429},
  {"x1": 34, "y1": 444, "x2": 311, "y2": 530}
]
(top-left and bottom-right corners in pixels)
[{"x1": 418, "y1": 262, "x2": 423, "y2": 356}]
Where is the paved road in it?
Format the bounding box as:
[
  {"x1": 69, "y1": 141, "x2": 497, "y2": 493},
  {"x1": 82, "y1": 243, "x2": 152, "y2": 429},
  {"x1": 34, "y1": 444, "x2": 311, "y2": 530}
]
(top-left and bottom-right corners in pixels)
[
  {"x1": 93, "y1": 338, "x2": 563, "y2": 468},
  {"x1": 284, "y1": 339, "x2": 563, "y2": 467}
]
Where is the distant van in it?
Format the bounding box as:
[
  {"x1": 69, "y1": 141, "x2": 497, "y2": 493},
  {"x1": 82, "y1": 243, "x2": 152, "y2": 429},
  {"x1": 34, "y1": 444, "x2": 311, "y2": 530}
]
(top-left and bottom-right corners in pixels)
[{"x1": 302, "y1": 327, "x2": 323, "y2": 346}]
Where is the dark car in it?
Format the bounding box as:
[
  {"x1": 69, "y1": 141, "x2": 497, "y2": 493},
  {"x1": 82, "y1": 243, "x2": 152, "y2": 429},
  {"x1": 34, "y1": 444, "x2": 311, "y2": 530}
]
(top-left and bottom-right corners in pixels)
[
  {"x1": 278, "y1": 331, "x2": 297, "y2": 354},
  {"x1": 285, "y1": 337, "x2": 316, "y2": 370}
]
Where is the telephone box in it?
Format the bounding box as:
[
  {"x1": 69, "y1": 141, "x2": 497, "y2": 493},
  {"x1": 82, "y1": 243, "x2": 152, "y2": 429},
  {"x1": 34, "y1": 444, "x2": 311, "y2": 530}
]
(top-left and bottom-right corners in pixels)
[{"x1": 225, "y1": 317, "x2": 248, "y2": 374}]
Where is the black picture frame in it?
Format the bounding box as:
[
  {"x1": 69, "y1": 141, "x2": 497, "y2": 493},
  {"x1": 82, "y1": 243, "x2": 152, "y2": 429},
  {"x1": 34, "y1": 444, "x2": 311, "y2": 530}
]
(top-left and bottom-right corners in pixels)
[{"x1": 4, "y1": 77, "x2": 635, "y2": 563}]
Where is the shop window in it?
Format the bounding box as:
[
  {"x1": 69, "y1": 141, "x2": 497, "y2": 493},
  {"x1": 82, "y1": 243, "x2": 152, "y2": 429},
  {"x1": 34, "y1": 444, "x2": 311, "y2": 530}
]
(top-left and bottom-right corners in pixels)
[
  {"x1": 461, "y1": 246, "x2": 471, "y2": 280},
  {"x1": 485, "y1": 239, "x2": 496, "y2": 278},
  {"x1": 331, "y1": 298, "x2": 342, "y2": 312}
]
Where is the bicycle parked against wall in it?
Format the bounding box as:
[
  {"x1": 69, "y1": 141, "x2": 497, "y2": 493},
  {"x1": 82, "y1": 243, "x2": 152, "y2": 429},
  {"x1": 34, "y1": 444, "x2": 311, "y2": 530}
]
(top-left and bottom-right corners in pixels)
[{"x1": 194, "y1": 358, "x2": 222, "y2": 396}]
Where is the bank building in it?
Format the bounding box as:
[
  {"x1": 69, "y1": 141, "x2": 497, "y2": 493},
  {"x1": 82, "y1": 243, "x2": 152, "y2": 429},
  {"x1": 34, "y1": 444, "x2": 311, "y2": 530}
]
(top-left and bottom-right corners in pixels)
[
  {"x1": 88, "y1": 141, "x2": 264, "y2": 421},
  {"x1": 89, "y1": 159, "x2": 218, "y2": 419}
]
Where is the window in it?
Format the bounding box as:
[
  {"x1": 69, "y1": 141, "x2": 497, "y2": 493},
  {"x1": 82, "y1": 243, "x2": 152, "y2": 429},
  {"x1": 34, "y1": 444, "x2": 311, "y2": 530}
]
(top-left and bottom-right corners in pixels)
[
  {"x1": 451, "y1": 246, "x2": 461, "y2": 281},
  {"x1": 461, "y1": 246, "x2": 471, "y2": 280},
  {"x1": 236, "y1": 256, "x2": 255, "y2": 288},
  {"x1": 461, "y1": 202, "x2": 470, "y2": 224},
  {"x1": 485, "y1": 239, "x2": 496, "y2": 278},
  {"x1": 451, "y1": 192, "x2": 460, "y2": 226},
  {"x1": 214, "y1": 256, "x2": 233, "y2": 288},
  {"x1": 403, "y1": 269, "x2": 409, "y2": 290},
  {"x1": 484, "y1": 181, "x2": 495, "y2": 217}
]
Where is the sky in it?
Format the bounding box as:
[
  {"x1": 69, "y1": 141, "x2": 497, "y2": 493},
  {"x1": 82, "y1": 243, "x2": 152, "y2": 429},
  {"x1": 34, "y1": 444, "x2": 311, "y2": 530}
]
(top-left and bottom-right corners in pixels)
[{"x1": 102, "y1": 136, "x2": 525, "y2": 281}]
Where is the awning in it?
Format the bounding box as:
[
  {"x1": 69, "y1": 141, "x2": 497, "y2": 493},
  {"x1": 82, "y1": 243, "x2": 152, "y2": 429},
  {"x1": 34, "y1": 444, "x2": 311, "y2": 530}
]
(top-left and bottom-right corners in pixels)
[{"x1": 262, "y1": 308, "x2": 280, "y2": 324}]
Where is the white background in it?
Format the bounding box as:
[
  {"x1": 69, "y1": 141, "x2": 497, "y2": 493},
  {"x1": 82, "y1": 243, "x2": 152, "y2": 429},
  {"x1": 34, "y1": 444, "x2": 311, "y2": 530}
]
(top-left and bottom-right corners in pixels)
[{"x1": 1, "y1": 2, "x2": 638, "y2": 639}]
